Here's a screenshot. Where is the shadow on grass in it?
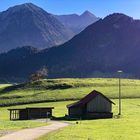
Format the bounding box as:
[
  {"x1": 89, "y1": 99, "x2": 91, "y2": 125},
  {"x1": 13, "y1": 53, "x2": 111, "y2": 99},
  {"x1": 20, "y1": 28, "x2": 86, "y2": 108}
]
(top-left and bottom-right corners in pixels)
[{"x1": 51, "y1": 115, "x2": 115, "y2": 121}]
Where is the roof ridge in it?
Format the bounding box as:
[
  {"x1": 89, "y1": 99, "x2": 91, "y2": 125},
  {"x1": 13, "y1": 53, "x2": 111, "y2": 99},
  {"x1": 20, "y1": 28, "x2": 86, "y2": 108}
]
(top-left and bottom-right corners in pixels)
[
  {"x1": 94, "y1": 90, "x2": 115, "y2": 104},
  {"x1": 67, "y1": 90, "x2": 115, "y2": 108}
]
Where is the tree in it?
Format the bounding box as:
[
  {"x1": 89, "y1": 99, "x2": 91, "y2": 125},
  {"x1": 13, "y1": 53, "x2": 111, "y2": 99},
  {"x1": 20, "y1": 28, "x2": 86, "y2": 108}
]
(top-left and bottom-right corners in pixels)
[
  {"x1": 30, "y1": 66, "x2": 48, "y2": 82},
  {"x1": 37, "y1": 66, "x2": 48, "y2": 78}
]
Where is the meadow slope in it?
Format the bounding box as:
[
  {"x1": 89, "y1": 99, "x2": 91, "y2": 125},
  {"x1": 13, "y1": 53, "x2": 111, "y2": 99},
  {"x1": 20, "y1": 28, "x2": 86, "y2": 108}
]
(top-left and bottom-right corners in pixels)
[{"x1": 0, "y1": 78, "x2": 140, "y2": 106}]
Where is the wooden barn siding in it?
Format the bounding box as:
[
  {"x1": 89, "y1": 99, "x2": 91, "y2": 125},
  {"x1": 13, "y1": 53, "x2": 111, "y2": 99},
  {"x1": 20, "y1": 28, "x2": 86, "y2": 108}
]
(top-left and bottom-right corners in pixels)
[
  {"x1": 87, "y1": 95, "x2": 112, "y2": 113},
  {"x1": 69, "y1": 107, "x2": 83, "y2": 116},
  {"x1": 19, "y1": 110, "x2": 28, "y2": 120},
  {"x1": 28, "y1": 108, "x2": 52, "y2": 119}
]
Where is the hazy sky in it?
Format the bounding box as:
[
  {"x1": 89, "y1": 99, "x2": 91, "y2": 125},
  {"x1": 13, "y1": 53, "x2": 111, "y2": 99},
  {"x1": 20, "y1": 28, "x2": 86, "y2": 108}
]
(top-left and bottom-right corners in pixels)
[{"x1": 1, "y1": 0, "x2": 140, "y2": 19}]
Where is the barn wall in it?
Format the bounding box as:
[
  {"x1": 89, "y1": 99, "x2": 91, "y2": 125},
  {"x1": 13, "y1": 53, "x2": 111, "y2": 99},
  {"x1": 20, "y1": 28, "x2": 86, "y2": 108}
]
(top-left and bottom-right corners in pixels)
[
  {"x1": 69, "y1": 107, "x2": 83, "y2": 116},
  {"x1": 87, "y1": 95, "x2": 112, "y2": 113},
  {"x1": 19, "y1": 110, "x2": 28, "y2": 120},
  {"x1": 28, "y1": 108, "x2": 52, "y2": 119}
]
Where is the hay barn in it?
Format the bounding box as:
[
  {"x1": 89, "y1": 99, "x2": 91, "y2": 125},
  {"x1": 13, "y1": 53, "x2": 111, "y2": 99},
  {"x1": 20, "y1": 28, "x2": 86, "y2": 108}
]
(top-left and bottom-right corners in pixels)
[
  {"x1": 67, "y1": 90, "x2": 115, "y2": 119},
  {"x1": 8, "y1": 107, "x2": 54, "y2": 120}
]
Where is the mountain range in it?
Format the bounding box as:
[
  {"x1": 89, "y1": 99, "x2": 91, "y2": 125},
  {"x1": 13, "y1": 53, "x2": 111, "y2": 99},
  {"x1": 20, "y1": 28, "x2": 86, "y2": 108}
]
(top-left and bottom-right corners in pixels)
[
  {"x1": 55, "y1": 10, "x2": 99, "y2": 34},
  {"x1": 1, "y1": 13, "x2": 140, "y2": 81},
  {"x1": 0, "y1": 3, "x2": 98, "y2": 52}
]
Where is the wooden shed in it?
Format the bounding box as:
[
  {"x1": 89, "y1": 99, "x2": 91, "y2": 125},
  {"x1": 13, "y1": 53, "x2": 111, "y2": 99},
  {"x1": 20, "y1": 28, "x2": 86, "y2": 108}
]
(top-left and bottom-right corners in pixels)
[
  {"x1": 67, "y1": 90, "x2": 115, "y2": 119},
  {"x1": 8, "y1": 107, "x2": 54, "y2": 120}
]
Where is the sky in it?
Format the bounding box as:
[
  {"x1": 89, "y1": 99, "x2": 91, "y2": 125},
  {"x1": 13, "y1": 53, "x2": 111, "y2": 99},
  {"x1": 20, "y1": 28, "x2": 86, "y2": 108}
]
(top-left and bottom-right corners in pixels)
[{"x1": 1, "y1": 0, "x2": 140, "y2": 19}]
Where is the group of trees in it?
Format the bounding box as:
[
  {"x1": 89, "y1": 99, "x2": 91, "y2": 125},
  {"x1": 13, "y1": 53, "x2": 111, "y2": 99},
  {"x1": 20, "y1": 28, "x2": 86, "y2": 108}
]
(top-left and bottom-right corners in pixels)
[{"x1": 30, "y1": 66, "x2": 48, "y2": 81}]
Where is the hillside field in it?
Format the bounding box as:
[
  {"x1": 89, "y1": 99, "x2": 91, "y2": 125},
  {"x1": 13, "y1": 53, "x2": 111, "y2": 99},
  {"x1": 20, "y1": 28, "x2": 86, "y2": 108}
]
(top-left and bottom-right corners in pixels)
[
  {"x1": 0, "y1": 78, "x2": 140, "y2": 106},
  {"x1": 0, "y1": 78, "x2": 140, "y2": 139}
]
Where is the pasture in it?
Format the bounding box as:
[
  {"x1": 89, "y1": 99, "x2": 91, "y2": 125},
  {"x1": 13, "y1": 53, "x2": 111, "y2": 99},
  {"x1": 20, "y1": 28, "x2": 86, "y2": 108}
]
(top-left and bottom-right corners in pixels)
[
  {"x1": 0, "y1": 99, "x2": 140, "y2": 139},
  {"x1": 37, "y1": 99, "x2": 140, "y2": 140},
  {"x1": 0, "y1": 78, "x2": 140, "y2": 139},
  {"x1": 0, "y1": 78, "x2": 140, "y2": 106}
]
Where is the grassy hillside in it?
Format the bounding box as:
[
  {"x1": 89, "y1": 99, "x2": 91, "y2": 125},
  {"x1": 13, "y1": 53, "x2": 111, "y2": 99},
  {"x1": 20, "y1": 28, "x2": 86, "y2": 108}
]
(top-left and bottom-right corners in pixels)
[
  {"x1": 0, "y1": 84, "x2": 11, "y2": 89},
  {"x1": 0, "y1": 78, "x2": 140, "y2": 106}
]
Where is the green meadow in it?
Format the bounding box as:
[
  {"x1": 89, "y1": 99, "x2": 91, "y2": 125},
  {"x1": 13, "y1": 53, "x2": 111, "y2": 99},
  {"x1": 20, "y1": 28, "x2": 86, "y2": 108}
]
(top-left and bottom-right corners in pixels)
[
  {"x1": 0, "y1": 78, "x2": 140, "y2": 106},
  {"x1": 0, "y1": 99, "x2": 140, "y2": 139},
  {"x1": 37, "y1": 99, "x2": 140, "y2": 140},
  {"x1": 0, "y1": 78, "x2": 140, "y2": 139}
]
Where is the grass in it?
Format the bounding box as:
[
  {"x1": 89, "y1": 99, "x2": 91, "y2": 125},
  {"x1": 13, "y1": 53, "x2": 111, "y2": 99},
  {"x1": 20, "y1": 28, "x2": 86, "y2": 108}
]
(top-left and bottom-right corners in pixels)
[
  {"x1": 0, "y1": 120, "x2": 48, "y2": 130},
  {"x1": 0, "y1": 96, "x2": 139, "y2": 139},
  {"x1": 37, "y1": 99, "x2": 140, "y2": 140},
  {"x1": 0, "y1": 84, "x2": 11, "y2": 88},
  {"x1": 0, "y1": 78, "x2": 140, "y2": 139},
  {"x1": 0, "y1": 78, "x2": 140, "y2": 106}
]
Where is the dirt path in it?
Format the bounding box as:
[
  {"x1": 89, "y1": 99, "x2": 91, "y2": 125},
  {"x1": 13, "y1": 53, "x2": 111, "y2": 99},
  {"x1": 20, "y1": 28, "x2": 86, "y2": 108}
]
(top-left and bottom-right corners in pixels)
[{"x1": 0, "y1": 121, "x2": 69, "y2": 140}]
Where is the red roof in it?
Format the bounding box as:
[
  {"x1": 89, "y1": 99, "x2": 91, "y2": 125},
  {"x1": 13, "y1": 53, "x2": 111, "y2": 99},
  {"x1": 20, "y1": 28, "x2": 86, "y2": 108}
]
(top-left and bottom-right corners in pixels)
[{"x1": 67, "y1": 90, "x2": 115, "y2": 108}]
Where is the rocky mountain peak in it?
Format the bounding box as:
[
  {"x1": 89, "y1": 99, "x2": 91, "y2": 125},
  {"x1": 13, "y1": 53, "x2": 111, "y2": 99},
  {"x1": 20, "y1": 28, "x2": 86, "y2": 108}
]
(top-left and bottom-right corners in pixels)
[
  {"x1": 81, "y1": 10, "x2": 96, "y2": 18},
  {"x1": 4, "y1": 2, "x2": 48, "y2": 16},
  {"x1": 0, "y1": 3, "x2": 74, "y2": 52}
]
